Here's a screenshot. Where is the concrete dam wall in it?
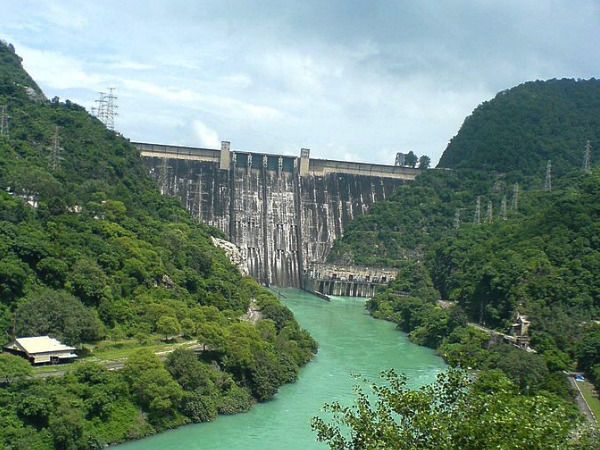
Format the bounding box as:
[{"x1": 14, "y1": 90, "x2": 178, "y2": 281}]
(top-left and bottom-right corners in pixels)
[{"x1": 137, "y1": 142, "x2": 419, "y2": 288}]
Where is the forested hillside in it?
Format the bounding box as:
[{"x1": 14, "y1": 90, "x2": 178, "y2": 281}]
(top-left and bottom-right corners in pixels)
[
  {"x1": 329, "y1": 77, "x2": 600, "y2": 392},
  {"x1": 0, "y1": 41, "x2": 316, "y2": 450},
  {"x1": 438, "y1": 78, "x2": 600, "y2": 177},
  {"x1": 330, "y1": 78, "x2": 600, "y2": 268}
]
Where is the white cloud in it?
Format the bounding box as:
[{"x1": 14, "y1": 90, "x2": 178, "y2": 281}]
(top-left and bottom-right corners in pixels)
[
  {"x1": 192, "y1": 120, "x2": 220, "y2": 149},
  {"x1": 16, "y1": 45, "x2": 103, "y2": 90},
  {"x1": 2, "y1": 0, "x2": 598, "y2": 167}
]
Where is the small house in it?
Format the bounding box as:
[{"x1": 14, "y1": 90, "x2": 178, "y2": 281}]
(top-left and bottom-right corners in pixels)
[
  {"x1": 2, "y1": 336, "x2": 77, "y2": 365},
  {"x1": 511, "y1": 313, "x2": 531, "y2": 337}
]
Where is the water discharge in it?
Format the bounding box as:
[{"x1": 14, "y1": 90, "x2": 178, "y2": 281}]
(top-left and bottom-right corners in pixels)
[{"x1": 113, "y1": 289, "x2": 445, "y2": 450}]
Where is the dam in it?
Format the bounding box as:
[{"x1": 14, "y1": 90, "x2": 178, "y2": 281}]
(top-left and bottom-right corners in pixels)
[{"x1": 137, "y1": 141, "x2": 419, "y2": 289}]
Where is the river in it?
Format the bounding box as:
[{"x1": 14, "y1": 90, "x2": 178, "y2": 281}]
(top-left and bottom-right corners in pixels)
[{"x1": 113, "y1": 289, "x2": 445, "y2": 450}]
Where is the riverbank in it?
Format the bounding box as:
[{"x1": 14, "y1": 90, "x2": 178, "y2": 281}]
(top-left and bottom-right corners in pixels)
[{"x1": 111, "y1": 289, "x2": 445, "y2": 450}]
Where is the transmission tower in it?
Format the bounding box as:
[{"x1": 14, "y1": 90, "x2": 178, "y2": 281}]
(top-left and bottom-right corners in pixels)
[
  {"x1": 544, "y1": 160, "x2": 552, "y2": 192},
  {"x1": 501, "y1": 196, "x2": 507, "y2": 220},
  {"x1": 486, "y1": 201, "x2": 493, "y2": 223},
  {"x1": 92, "y1": 88, "x2": 118, "y2": 130},
  {"x1": 93, "y1": 91, "x2": 107, "y2": 122},
  {"x1": 104, "y1": 87, "x2": 118, "y2": 130},
  {"x1": 474, "y1": 196, "x2": 481, "y2": 225},
  {"x1": 454, "y1": 208, "x2": 461, "y2": 230},
  {"x1": 49, "y1": 125, "x2": 63, "y2": 170},
  {"x1": 512, "y1": 183, "x2": 519, "y2": 211},
  {"x1": 584, "y1": 140, "x2": 592, "y2": 173},
  {"x1": 0, "y1": 105, "x2": 9, "y2": 138}
]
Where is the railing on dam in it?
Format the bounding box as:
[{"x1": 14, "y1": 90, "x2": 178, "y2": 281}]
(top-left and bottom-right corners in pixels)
[
  {"x1": 134, "y1": 141, "x2": 420, "y2": 181},
  {"x1": 135, "y1": 142, "x2": 221, "y2": 162}
]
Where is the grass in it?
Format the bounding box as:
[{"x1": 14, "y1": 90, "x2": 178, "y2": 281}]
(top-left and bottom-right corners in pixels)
[
  {"x1": 31, "y1": 336, "x2": 201, "y2": 375},
  {"x1": 578, "y1": 379, "x2": 600, "y2": 422}
]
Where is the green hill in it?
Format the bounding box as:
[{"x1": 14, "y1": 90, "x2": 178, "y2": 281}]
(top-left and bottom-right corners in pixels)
[
  {"x1": 438, "y1": 78, "x2": 600, "y2": 177},
  {"x1": 330, "y1": 78, "x2": 600, "y2": 267},
  {"x1": 329, "y1": 77, "x2": 600, "y2": 397},
  {"x1": 0, "y1": 41, "x2": 316, "y2": 450}
]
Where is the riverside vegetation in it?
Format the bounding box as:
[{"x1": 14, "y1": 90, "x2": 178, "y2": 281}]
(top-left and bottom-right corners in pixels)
[
  {"x1": 0, "y1": 41, "x2": 317, "y2": 450},
  {"x1": 316, "y1": 79, "x2": 600, "y2": 449}
]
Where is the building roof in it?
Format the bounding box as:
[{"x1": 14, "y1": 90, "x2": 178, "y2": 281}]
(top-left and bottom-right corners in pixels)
[{"x1": 13, "y1": 336, "x2": 75, "y2": 354}]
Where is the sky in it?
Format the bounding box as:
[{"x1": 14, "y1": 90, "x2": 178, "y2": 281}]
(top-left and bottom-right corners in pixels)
[{"x1": 1, "y1": 1, "x2": 599, "y2": 166}]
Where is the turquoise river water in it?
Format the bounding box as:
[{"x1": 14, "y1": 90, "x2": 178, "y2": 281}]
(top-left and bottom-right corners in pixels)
[{"x1": 113, "y1": 288, "x2": 445, "y2": 450}]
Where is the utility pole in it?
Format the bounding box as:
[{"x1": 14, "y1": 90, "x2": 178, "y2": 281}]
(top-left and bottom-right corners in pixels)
[
  {"x1": 486, "y1": 201, "x2": 493, "y2": 223},
  {"x1": 544, "y1": 160, "x2": 552, "y2": 192},
  {"x1": 501, "y1": 195, "x2": 508, "y2": 220},
  {"x1": 474, "y1": 196, "x2": 481, "y2": 225},
  {"x1": 0, "y1": 105, "x2": 9, "y2": 138},
  {"x1": 584, "y1": 140, "x2": 592, "y2": 173},
  {"x1": 49, "y1": 125, "x2": 62, "y2": 170},
  {"x1": 512, "y1": 183, "x2": 519, "y2": 212}
]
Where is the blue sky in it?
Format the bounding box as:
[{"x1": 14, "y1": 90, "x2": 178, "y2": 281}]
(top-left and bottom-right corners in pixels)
[{"x1": 1, "y1": 1, "x2": 599, "y2": 165}]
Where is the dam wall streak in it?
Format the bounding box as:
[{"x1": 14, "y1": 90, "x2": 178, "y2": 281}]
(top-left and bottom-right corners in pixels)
[{"x1": 137, "y1": 142, "x2": 418, "y2": 288}]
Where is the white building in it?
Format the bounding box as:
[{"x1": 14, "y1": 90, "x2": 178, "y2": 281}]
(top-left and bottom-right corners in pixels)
[{"x1": 2, "y1": 336, "x2": 78, "y2": 365}]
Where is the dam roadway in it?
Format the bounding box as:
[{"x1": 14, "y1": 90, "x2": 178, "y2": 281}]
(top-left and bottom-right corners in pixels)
[{"x1": 136, "y1": 141, "x2": 419, "y2": 291}]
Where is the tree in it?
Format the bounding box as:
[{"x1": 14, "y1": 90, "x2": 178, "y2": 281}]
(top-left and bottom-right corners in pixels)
[
  {"x1": 0, "y1": 353, "x2": 32, "y2": 383},
  {"x1": 156, "y1": 315, "x2": 181, "y2": 341},
  {"x1": 165, "y1": 348, "x2": 208, "y2": 391},
  {"x1": 312, "y1": 369, "x2": 585, "y2": 450},
  {"x1": 14, "y1": 289, "x2": 101, "y2": 345},
  {"x1": 181, "y1": 318, "x2": 195, "y2": 337},
  {"x1": 68, "y1": 258, "x2": 107, "y2": 306},
  {"x1": 405, "y1": 151, "x2": 418, "y2": 168},
  {"x1": 418, "y1": 155, "x2": 431, "y2": 169}
]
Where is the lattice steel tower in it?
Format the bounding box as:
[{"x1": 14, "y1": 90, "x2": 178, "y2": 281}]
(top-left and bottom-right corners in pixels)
[
  {"x1": 0, "y1": 105, "x2": 9, "y2": 137},
  {"x1": 584, "y1": 140, "x2": 592, "y2": 173},
  {"x1": 92, "y1": 88, "x2": 118, "y2": 130},
  {"x1": 544, "y1": 160, "x2": 552, "y2": 192}
]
